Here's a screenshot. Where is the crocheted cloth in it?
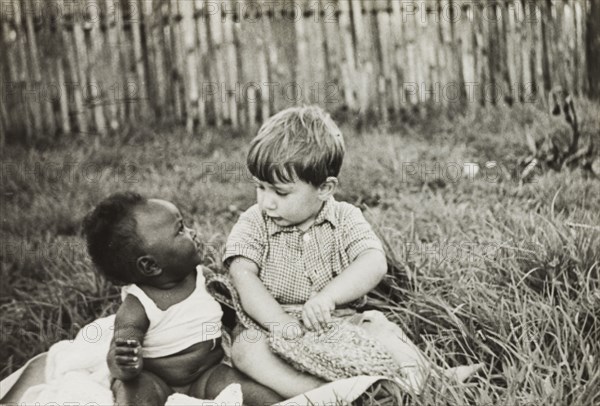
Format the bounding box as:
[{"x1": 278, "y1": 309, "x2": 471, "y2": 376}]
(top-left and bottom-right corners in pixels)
[{"x1": 205, "y1": 272, "x2": 406, "y2": 382}]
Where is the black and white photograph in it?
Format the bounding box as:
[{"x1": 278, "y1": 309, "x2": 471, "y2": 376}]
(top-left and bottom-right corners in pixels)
[{"x1": 1, "y1": 0, "x2": 599, "y2": 405}]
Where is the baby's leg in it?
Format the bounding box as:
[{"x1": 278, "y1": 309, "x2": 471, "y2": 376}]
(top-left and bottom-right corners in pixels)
[
  {"x1": 189, "y1": 363, "x2": 283, "y2": 406},
  {"x1": 230, "y1": 328, "x2": 325, "y2": 399},
  {"x1": 111, "y1": 370, "x2": 173, "y2": 406}
]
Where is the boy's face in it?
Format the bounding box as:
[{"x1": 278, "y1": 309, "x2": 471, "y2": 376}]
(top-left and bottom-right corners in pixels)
[
  {"x1": 254, "y1": 177, "x2": 326, "y2": 230},
  {"x1": 133, "y1": 199, "x2": 202, "y2": 280}
]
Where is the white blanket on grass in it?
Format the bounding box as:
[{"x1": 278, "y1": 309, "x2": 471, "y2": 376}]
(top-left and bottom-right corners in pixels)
[{"x1": 1, "y1": 315, "x2": 392, "y2": 406}]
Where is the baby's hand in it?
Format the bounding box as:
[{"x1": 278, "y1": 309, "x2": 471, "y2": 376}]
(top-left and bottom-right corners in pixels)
[
  {"x1": 113, "y1": 338, "x2": 143, "y2": 376},
  {"x1": 302, "y1": 293, "x2": 335, "y2": 331}
]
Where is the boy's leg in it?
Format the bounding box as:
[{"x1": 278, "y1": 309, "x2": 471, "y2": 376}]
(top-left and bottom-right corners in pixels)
[
  {"x1": 0, "y1": 353, "x2": 47, "y2": 404},
  {"x1": 230, "y1": 328, "x2": 325, "y2": 399},
  {"x1": 111, "y1": 370, "x2": 173, "y2": 406},
  {"x1": 189, "y1": 364, "x2": 284, "y2": 406}
]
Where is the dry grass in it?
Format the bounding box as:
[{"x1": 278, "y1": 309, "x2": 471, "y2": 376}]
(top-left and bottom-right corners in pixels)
[{"x1": 1, "y1": 100, "x2": 599, "y2": 405}]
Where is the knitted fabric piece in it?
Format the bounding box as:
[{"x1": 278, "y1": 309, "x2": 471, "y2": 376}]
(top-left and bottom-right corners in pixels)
[
  {"x1": 205, "y1": 272, "x2": 406, "y2": 382},
  {"x1": 268, "y1": 319, "x2": 406, "y2": 381}
]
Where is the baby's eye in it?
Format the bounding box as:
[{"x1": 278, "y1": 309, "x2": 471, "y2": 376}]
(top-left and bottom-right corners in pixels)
[{"x1": 275, "y1": 191, "x2": 288, "y2": 197}]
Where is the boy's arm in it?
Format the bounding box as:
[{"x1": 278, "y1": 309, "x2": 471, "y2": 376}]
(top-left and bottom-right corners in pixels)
[
  {"x1": 303, "y1": 249, "x2": 387, "y2": 330},
  {"x1": 229, "y1": 256, "x2": 301, "y2": 333},
  {"x1": 108, "y1": 295, "x2": 149, "y2": 381},
  {"x1": 303, "y1": 204, "x2": 388, "y2": 330},
  {"x1": 320, "y1": 248, "x2": 387, "y2": 305}
]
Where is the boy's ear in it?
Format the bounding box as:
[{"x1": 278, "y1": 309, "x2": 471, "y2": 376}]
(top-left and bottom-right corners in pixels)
[
  {"x1": 318, "y1": 177, "x2": 338, "y2": 200},
  {"x1": 136, "y1": 255, "x2": 162, "y2": 278}
]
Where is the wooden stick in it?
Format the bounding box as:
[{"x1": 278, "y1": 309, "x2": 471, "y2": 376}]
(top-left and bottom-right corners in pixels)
[
  {"x1": 351, "y1": 0, "x2": 368, "y2": 113},
  {"x1": 130, "y1": 0, "x2": 147, "y2": 119},
  {"x1": 0, "y1": 17, "x2": 6, "y2": 145},
  {"x1": 208, "y1": 0, "x2": 224, "y2": 126},
  {"x1": 223, "y1": 0, "x2": 239, "y2": 128},
  {"x1": 376, "y1": 2, "x2": 390, "y2": 121},
  {"x1": 338, "y1": 0, "x2": 356, "y2": 110},
  {"x1": 361, "y1": 0, "x2": 376, "y2": 111},
  {"x1": 170, "y1": 0, "x2": 185, "y2": 123},
  {"x1": 118, "y1": 0, "x2": 136, "y2": 122},
  {"x1": 39, "y1": 3, "x2": 58, "y2": 136},
  {"x1": 260, "y1": 2, "x2": 274, "y2": 119},
  {"x1": 194, "y1": 0, "x2": 209, "y2": 127},
  {"x1": 102, "y1": 0, "x2": 121, "y2": 127},
  {"x1": 87, "y1": 0, "x2": 107, "y2": 136},
  {"x1": 56, "y1": 56, "x2": 71, "y2": 134},
  {"x1": 180, "y1": 0, "x2": 198, "y2": 133},
  {"x1": 22, "y1": 0, "x2": 43, "y2": 138},
  {"x1": 73, "y1": 8, "x2": 93, "y2": 133},
  {"x1": 321, "y1": 0, "x2": 341, "y2": 110},
  {"x1": 539, "y1": 1, "x2": 552, "y2": 95},
  {"x1": 60, "y1": 0, "x2": 87, "y2": 136},
  {"x1": 505, "y1": 0, "x2": 518, "y2": 103},
  {"x1": 518, "y1": 0, "x2": 531, "y2": 103},
  {"x1": 573, "y1": 0, "x2": 584, "y2": 95},
  {"x1": 140, "y1": 0, "x2": 156, "y2": 119},
  {"x1": 388, "y1": 0, "x2": 402, "y2": 112}
]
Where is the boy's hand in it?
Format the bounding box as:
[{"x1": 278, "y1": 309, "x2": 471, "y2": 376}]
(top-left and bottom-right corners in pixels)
[
  {"x1": 113, "y1": 338, "x2": 143, "y2": 376},
  {"x1": 303, "y1": 292, "x2": 335, "y2": 331},
  {"x1": 271, "y1": 316, "x2": 304, "y2": 340}
]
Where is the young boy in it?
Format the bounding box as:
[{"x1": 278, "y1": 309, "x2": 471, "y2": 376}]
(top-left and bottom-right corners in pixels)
[
  {"x1": 223, "y1": 106, "x2": 389, "y2": 398},
  {"x1": 83, "y1": 191, "x2": 283, "y2": 406}
]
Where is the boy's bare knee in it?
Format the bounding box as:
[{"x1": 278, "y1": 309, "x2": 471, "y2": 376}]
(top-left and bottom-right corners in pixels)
[
  {"x1": 230, "y1": 329, "x2": 267, "y2": 369},
  {"x1": 230, "y1": 337, "x2": 253, "y2": 369}
]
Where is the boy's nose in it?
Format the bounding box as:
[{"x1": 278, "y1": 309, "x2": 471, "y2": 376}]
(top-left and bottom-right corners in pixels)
[
  {"x1": 262, "y1": 195, "x2": 276, "y2": 210},
  {"x1": 263, "y1": 201, "x2": 276, "y2": 211}
]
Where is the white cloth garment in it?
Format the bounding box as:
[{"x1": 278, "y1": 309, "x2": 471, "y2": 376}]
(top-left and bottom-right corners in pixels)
[{"x1": 120, "y1": 265, "x2": 223, "y2": 358}]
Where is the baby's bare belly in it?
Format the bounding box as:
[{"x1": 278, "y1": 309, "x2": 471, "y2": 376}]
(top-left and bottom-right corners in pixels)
[{"x1": 144, "y1": 338, "x2": 223, "y2": 386}]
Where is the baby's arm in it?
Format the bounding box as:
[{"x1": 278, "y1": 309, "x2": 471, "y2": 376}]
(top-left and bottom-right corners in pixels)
[
  {"x1": 107, "y1": 295, "x2": 149, "y2": 381},
  {"x1": 229, "y1": 257, "x2": 302, "y2": 336}
]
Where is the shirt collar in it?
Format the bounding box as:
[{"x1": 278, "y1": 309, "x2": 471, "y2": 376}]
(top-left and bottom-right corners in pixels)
[{"x1": 266, "y1": 197, "x2": 338, "y2": 236}]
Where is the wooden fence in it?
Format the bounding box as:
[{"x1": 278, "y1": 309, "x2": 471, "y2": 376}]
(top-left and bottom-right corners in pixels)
[{"x1": 0, "y1": 0, "x2": 593, "y2": 143}]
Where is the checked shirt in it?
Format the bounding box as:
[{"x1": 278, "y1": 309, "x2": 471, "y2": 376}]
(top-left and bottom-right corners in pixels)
[{"x1": 223, "y1": 197, "x2": 384, "y2": 304}]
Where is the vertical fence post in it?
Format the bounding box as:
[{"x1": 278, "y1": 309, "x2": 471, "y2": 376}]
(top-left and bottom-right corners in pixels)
[
  {"x1": 208, "y1": 0, "x2": 224, "y2": 127},
  {"x1": 195, "y1": 0, "x2": 209, "y2": 127},
  {"x1": 180, "y1": 0, "x2": 198, "y2": 134},
  {"x1": 88, "y1": 0, "x2": 107, "y2": 137},
  {"x1": 223, "y1": 0, "x2": 238, "y2": 128},
  {"x1": 587, "y1": 0, "x2": 600, "y2": 100},
  {"x1": 338, "y1": 0, "x2": 355, "y2": 111},
  {"x1": 15, "y1": 0, "x2": 36, "y2": 142}
]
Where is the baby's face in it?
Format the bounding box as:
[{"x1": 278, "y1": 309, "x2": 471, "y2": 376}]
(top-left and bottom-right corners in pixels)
[
  {"x1": 134, "y1": 199, "x2": 202, "y2": 281},
  {"x1": 253, "y1": 177, "x2": 324, "y2": 231}
]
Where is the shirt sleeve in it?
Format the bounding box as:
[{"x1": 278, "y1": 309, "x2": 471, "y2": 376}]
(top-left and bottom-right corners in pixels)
[
  {"x1": 340, "y1": 203, "x2": 385, "y2": 262},
  {"x1": 222, "y1": 205, "x2": 266, "y2": 270}
]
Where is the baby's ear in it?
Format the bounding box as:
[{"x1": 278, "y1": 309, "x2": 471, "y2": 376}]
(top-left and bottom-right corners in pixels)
[{"x1": 136, "y1": 256, "x2": 162, "y2": 278}]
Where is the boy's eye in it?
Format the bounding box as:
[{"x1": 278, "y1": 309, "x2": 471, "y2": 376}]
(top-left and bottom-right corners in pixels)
[{"x1": 275, "y1": 190, "x2": 288, "y2": 196}]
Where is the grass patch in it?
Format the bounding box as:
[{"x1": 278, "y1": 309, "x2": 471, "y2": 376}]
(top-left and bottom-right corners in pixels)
[{"x1": 1, "y1": 100, "x2": 599, "y2": 405}]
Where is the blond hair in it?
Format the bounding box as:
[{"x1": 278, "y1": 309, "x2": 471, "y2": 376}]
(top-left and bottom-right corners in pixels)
[{"x1": 247, "y1": 106, "x2": 345, "y2": 186}]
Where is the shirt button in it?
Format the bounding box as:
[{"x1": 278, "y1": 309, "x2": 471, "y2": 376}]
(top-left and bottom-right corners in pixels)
[{"x1": 303, "y1": 234, "x2": 311, "y2": 242}]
